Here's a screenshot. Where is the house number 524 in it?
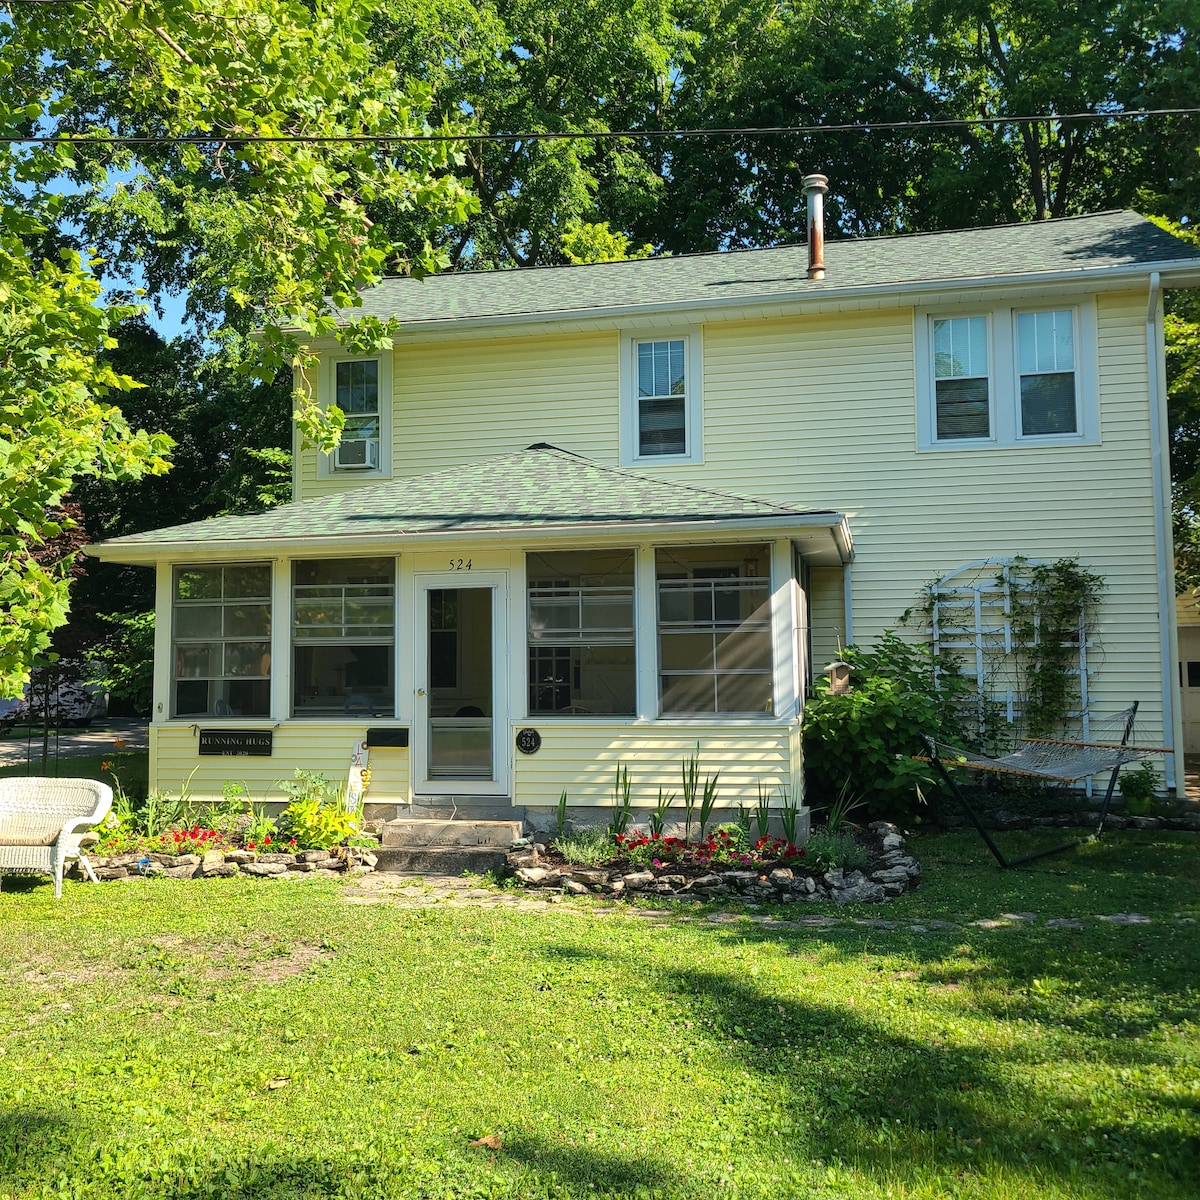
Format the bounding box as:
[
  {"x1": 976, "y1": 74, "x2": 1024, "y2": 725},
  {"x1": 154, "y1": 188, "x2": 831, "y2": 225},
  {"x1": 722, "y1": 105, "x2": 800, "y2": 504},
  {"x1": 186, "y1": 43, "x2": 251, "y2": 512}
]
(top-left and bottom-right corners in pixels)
[{"x1": 449, "y1": 558, "x2": 472, "y2": 571}]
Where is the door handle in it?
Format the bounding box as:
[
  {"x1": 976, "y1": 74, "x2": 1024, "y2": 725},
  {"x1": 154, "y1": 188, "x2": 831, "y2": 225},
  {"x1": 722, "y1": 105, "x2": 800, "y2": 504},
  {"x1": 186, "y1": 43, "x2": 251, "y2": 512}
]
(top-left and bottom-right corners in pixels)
[{"x1": 417, "y1": 688, "x2": 426, "y2": 696}]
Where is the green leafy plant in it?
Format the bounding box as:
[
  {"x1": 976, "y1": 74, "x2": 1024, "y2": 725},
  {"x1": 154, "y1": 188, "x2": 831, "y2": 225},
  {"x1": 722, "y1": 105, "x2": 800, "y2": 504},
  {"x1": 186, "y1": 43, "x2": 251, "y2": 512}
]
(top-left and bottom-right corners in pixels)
[
  {"x1": 649, "y1": 788, "x2": 676, "y2": 838},
  {"x1": 777, "y1": 786, "x2": 799, "y2": 845},
  {"x1": 552, "y1": 826, "x2": 611, "y2": 867},
  {"x1": 803, "y1": 828, "x2": 870, "y2": 873},
  {"x1": 555, "y1": 788, "x2": 568, "y2": 838},
  {"x1": 803, "y1": 630, "x2": 983, "y2": 824},
  {"x1": 277, "y1": 769, "x2": 357, "y2": 849},
  {"x1": 139, "y1": 791, "x2": 184, "y2": 839},
  {"x1": 1118, "y1": 761, "x2": 1161, "y2": 816},
  {"x1": 754, "y1": 782, "x2": 772, "y2": 841},
  {"x1": 607, "y1": 763, "x2": 633, "y2": 837},
  {"x1": 820, "y1": 779, "x2": 866, "y2": 835},
  {"x1": 681, "y1": 747, "x2": 700, "y2": 841},
  {"x1": 697, "y1": 770, "x2": 720, "y2": 841},
  {"x1": 243, "y1": 808, "x2": 278, "y2": 846}
]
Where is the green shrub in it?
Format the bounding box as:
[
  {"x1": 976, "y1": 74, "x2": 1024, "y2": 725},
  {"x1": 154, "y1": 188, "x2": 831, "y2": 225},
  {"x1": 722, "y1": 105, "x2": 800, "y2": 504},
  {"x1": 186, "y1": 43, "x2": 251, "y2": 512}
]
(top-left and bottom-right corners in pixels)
[
  {"x1": 1118, "y1": 761, "x2": 1161, "y2": 816},
  {"x1": 803, "y1": 828, "x2": 870, "y2": 873},
  {"x1": 552, "y1": 827, "x2": 612, "y2": 866},
  {"x1": 803, "y1": 630, "x2": 984, "y2": 824},
  {"x1": 277, "y1": 769, "x2": 357, "y2": 849}
]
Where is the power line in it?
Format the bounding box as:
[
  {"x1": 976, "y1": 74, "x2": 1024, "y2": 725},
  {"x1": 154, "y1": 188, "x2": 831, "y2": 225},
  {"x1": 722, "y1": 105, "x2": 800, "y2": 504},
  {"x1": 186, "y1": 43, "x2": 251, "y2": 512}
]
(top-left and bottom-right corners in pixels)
[{"x1": 4, "y1": 106, "x2": 1200, "y2": 146}]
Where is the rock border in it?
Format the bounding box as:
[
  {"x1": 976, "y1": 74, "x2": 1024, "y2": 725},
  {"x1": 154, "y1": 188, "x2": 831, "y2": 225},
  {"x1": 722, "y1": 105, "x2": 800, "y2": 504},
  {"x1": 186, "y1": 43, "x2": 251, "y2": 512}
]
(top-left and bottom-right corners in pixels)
[
  {"x1": 942, "y1": 807, "x2": 1200, "y2": 833},
  {"x1": 506, "y1": 822, "x2": 921, "y2": 905},
  {"x1": 72, "y1": 845, "x2": 379, "y2": 882}
]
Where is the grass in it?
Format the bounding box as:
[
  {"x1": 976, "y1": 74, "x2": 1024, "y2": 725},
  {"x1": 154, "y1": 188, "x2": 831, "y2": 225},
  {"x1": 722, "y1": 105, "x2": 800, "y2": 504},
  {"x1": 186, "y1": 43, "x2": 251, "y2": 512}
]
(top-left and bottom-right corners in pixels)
[
  {"x1": 0, "y1": 750, "x2": 148, "y2": 799},
  {"x1": 0, "y1": 828, "x2": 1197, "y2": 1199}
]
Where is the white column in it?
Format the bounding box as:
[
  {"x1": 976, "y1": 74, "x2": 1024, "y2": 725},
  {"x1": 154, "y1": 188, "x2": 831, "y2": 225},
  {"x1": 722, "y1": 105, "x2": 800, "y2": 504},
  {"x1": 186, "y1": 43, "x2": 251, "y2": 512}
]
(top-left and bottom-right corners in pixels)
[
  {"x1": 635, "y1": 543, "x2": 658, "y2": 720},
  {"x1": 152, "y1": 562, "x2": 173, "y2": 723},
  {"x1": 770, "y1": 538, "x2": 799, "y2": 721},
  {"x1": 269, "y1": 557, "x2": 291, "y2": 721}
]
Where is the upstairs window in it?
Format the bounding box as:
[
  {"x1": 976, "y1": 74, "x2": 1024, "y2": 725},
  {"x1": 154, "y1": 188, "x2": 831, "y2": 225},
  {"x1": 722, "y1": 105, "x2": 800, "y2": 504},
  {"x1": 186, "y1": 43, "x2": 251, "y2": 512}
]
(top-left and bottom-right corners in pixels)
[
  {"x1": 656, "y1": 544, "x2": 774, "y2": 715},
  {"x1": 292, "y1": 557, "x2": 395, "y2": 717},
  {"x1": 527, "y1": 550, "x2": 636, "y2": 716},
  {"x1": 933, "y1": 316, "x2": 990, "y2": 439},
  {"x1": 917, "y1": 302, "x2": 1095, "y2": 450},
  {"x1": 324, "y1": 356, "x2": 389, "y2": 474},
  {"x1": 1018, "y1": 310, "x2": 1077, "y2": 435},
  {"x1": 621, "y1": 329, "x2": 703, "y2": 464},
  {"x1": 173, "y1": 564, "x2": 271, "y2": 718}
]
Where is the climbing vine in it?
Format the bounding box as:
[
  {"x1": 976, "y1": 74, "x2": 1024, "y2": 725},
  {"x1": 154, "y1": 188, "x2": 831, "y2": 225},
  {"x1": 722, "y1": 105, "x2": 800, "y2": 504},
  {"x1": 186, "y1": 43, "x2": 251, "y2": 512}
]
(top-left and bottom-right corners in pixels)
[{"x1": 1004, "y1": 558, "x2": 1105, "y2": 738}]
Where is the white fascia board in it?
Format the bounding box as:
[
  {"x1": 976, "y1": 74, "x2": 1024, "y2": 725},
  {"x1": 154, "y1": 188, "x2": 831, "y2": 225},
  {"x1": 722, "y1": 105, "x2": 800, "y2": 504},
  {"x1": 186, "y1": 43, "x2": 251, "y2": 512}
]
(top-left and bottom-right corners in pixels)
[
  {"x1": 307, "y1": 257, "x2": 1200, "y2": 344},
  {"x1": 86, "y1": 511, "x2": 848, "y2": 566}
]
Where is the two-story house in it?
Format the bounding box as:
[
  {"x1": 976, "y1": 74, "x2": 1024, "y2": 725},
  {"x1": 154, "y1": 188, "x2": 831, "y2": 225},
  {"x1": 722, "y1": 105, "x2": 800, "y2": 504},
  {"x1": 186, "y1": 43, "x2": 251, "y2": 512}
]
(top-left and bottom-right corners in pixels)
[{"x1": 90, "y1": 191, "x2": 1200, "y2": 828}]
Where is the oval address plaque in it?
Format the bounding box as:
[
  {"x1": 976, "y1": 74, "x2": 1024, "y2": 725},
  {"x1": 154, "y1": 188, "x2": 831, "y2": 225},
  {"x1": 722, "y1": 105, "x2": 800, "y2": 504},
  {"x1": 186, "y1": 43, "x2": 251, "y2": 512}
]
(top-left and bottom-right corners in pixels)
[{"x1": 515, "y1": 727, "x2": 542, "y2": 755}]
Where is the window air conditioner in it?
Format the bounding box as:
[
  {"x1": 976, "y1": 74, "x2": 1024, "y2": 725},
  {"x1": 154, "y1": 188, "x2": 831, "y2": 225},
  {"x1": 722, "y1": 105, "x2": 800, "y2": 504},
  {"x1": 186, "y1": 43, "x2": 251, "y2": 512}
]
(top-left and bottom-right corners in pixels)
[{"x1": 334, "y1": 437, "x2": 379, "y2": 470}]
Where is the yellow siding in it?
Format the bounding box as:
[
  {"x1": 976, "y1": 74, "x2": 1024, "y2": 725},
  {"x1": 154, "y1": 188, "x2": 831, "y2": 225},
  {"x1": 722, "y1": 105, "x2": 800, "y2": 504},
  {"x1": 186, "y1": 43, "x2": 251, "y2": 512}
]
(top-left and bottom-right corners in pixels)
[
  {"x1": 511, "y1": 722, "x2": 794, "y2": 811},
  {"x1": 808, "y1": 567, "x2": 845, "y2": 676},
  {"x1": 299, "y1": 331, "x2": 620, "y2": 497},
  {"x1": 151, "y1": 724, "x2": 410, "y2": 805}
]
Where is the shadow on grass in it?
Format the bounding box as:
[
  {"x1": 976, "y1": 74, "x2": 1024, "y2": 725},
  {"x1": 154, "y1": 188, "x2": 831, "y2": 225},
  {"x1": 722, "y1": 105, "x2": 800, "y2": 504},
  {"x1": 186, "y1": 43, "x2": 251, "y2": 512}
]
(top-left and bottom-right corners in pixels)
[{"x1": 661, "y1": 959, "x2": 1196, "y2": 1198}]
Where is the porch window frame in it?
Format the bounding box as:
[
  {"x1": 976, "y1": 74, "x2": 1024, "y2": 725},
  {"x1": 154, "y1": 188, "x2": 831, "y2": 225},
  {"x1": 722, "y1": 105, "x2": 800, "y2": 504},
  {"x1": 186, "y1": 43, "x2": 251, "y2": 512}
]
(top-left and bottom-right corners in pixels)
[{"x1": 619, "y1": 327, "x2": 704, "y2": 466}]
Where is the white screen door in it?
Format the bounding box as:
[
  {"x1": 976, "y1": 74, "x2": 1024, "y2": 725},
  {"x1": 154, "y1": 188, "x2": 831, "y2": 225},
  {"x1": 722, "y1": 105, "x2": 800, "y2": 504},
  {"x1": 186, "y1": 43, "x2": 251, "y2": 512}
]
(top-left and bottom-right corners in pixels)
[{"x1": 414, "y1": 573, "x2": 508, "y2": 794}]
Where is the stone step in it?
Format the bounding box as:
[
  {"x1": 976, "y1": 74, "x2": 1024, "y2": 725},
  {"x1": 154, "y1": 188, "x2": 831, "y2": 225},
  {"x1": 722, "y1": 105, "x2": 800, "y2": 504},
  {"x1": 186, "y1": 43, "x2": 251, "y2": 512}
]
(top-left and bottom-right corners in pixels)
[
  {"x1": 373, "y1": 846, "x2": 508, "y2": 876},
  {"x1": 380, "y1": 817, "x2": 523, "y2": 849}
]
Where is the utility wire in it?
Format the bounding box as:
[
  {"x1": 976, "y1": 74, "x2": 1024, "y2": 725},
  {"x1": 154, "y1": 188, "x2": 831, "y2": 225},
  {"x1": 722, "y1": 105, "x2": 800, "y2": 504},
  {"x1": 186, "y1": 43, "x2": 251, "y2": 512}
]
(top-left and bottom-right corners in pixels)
[{"x1": 4, "y1": 106, "x2": 1200, "y2": 146}]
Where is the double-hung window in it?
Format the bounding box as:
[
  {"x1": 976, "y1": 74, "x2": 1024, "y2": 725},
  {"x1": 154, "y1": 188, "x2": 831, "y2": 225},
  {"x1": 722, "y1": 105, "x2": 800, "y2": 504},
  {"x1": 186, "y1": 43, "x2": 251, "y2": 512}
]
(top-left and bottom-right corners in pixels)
[
  {"x1": 172, "y1": 564, "x2": 271, "y2": 718},
  {"x1": 292, "y1": 558, "x2": 395, "y2": 717},
  {"x1": 918, "y1": 302, "x2": 1095, "y2": 449},
  {"x1": 527, "y1": 550, "x2": 636, "y2": 716},
  {"x1": 656, "y1": 545, "x2": 774, "y2": 715},
  {"x1": 325, "y1": 356, "x2": 389, "y2": 474},
  {"x1": 621, "y1": 330, "x2": 702, "y2": 464}
]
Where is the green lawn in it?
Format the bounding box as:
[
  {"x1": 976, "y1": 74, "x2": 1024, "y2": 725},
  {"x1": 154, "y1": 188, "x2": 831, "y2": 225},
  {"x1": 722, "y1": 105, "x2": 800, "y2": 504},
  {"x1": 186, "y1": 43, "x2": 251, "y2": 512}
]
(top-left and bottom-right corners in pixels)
[
  {"x1": 1, "y1": 829, "x2": 1197, "y2": 1199},
  {"x1": 0, "y1": 751, "x2": 148, "y2": 799}
]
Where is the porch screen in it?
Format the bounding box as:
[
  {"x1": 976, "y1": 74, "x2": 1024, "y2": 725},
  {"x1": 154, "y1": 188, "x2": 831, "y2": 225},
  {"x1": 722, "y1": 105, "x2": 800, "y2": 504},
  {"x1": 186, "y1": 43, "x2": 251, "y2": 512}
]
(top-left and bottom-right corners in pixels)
[
  {"x1": 527, "y1": 550, "x2": 636, "y2": 715},
  {"x1": 172, "y1": 563, "x2": 271, "y2": 718},
  {"x1": 292, "y1": 557, "x2": 395, "y2": 717},
  {"x1": 656, "y1": 545, "x2": 773, "y2": 715}
]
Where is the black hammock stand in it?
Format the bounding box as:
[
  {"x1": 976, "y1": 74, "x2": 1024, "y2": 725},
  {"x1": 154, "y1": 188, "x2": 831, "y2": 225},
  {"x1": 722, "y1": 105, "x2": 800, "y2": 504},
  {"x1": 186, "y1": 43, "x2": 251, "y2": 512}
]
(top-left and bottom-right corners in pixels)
[{"x1": 918, "y1": 701, "x2": 1173, "y2": 868}]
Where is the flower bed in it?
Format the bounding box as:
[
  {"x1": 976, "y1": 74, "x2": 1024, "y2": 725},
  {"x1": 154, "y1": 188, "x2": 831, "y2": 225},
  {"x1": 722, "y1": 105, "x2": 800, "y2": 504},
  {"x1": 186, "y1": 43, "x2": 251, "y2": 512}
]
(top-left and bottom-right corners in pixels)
[
  {"x1": 508, "y1": 821, "x2": 921, "y2": 905},
  {"x1": 73, "y1": 843, "x2": 379, "y2": 883}
]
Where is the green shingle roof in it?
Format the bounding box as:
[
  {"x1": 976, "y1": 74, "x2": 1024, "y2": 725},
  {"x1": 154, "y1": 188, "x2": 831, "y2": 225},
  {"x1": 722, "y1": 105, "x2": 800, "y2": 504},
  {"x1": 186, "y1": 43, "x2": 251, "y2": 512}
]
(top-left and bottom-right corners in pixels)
[
  {"x1": 95, "y1": 446, "x2": 833, "y2": 553},
  {"x1": 340, "y1": 211, "x2": 1200, "y2": 327}
]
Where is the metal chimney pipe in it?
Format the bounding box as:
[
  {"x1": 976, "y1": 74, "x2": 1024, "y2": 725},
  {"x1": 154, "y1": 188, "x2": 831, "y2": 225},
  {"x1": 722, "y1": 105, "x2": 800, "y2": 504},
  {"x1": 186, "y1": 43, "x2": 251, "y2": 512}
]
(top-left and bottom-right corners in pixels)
[{"x1": 802, "y1": 173, "x2": 828, "y2": 280}]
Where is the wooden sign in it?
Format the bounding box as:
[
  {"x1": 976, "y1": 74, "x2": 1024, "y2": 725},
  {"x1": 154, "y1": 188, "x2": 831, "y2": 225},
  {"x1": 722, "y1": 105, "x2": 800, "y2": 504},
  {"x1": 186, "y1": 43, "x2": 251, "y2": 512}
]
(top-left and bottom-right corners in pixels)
[{"x1": 198, "y1": 729, "x2": 273, "y2": 756}]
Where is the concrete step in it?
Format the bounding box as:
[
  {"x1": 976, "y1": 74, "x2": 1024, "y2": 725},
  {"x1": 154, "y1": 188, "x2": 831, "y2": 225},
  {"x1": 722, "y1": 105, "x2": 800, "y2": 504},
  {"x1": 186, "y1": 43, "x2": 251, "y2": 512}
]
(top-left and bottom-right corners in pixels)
[
  {"x1": 373, "y1": 846, "x2": 508, "y2": 876},
  {"x1": 380, "y1": 817, "x2": 523, "y2": 849}
]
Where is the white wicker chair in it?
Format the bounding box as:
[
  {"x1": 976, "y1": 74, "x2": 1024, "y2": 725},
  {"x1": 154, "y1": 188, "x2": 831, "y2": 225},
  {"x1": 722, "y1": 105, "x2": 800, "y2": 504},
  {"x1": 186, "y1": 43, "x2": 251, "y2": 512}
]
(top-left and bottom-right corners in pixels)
[{"x1": 0, "y1": 778, "x2": 113, "y2": 898}]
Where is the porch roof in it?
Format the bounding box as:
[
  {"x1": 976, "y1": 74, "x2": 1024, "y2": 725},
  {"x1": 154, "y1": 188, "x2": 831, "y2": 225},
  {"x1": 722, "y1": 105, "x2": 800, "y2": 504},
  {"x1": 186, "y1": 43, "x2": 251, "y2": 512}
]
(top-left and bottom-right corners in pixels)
[{"x1": 88, "y1": 445, "x2": 849, "y2": 563}]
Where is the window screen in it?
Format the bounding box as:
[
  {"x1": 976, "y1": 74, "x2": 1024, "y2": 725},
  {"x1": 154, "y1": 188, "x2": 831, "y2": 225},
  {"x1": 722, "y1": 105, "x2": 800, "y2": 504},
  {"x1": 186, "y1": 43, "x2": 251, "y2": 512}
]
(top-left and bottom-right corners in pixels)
[{"x1": 637, "y1": 339, "x2": 687, "y2": 456}]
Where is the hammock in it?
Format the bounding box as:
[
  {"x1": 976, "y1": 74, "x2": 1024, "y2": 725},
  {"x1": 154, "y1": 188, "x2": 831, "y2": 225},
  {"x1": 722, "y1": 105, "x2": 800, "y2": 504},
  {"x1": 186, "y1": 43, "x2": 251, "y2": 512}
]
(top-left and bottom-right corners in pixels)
[{"x1": 918, "y1": 702, "x2": 1172, "y2": 868}]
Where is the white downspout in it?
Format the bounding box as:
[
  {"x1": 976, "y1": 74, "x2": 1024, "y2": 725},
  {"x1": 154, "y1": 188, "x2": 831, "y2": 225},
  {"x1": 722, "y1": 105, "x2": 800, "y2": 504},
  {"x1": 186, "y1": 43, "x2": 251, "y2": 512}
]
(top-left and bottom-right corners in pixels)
[{"x1": 1146, "y1": 272, "x2": 1185, "y2": 793}]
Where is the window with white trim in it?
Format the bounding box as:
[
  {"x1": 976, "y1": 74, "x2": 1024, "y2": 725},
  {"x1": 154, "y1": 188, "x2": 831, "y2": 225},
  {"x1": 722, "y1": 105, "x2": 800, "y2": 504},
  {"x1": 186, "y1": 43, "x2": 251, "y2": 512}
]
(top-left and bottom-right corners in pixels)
[
  {"x1": 172, "y1": 564, "x2": 271, "y2": 718},
  {"x1": 917, "y1": 302, "x2": 1096, "y2": 449},
  {"x1": 322, "y1": 355, "x2": 390, "y2": 475},
  {"x1": 656, "y1": 544, "x2": 774, "y2": 715},
  {"x1": 620, "y1": 329, "x2": 703, "y2": 464},
  {"x1": 292, "y1": 557, "x2": 395, "y2": 717}
]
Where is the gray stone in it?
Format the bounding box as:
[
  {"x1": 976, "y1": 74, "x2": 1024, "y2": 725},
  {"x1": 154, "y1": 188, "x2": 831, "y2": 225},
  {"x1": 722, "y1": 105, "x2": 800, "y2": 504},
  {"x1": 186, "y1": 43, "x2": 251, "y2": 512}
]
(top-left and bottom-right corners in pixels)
[
  {"x1": 800, "y1": 876, "x2": 817, "y2": 895},
  {"x1": 721, "y1": 870, "x2": 759, "y2": 887},
  {"x1": 224, "y1": 849, "x2": 256, "y2": 865},
  {"x1": 299, "y1": 849, "x2": 330, "y2": 863},
  {"x1": 162, "y1": 864, "x2": 199, "y2": 880},
  {"x1": 869, "y1": 821, "x2": 899, "y2": 836},
  {"x1": 871, "y1": 867, "x2": 912, "y2": 885},
  {"x1": 691, "y1": 873, "x2": 723, "y2": 890},
  {"x1": 1001, "y1": 912, "x2": 1038, "y2": 923},
  {"x1": 658, "y1": 874, "x2": 687, "y2": 887},
  {"x1": 201, "y1": 851, "x2": 226, "y2": 875},
  {"x1": 823, "y1": 868, "x2": 845, "y2": 888},
  {"x1": 621, "y1": 871, "x2": 654, "y2": 889},
  {"x1": 563, "y1": 879, "x2": 589, "y2": 896},
  {"x1": 173, "y1": 854, "x2": 201, "y2": 866},
  {"x1": 291, "y1": 861, "x2": 317, "y2": 872},
  {"x1": 242, "y1": 861, "x2": 288, "y2": 877},
  {"x1": 768, "y1": 867, "x2": 794, "y2": 886},
  {"x1": 1126, "y1": 816, "x2": 1162, "y2": 830},
  {"x1": 1104, "y1": 815, "x2": 1128, "y2": 830},
  {"x1": 207, "y1": 863, "x2": 240, "y2": 878},
  {"x1": 107, "y1": 853, "x2": 140, "y2": 869},
  {"x1": 992, "y1": 809, "x2": 1025, "y2": 830},
  {"x1": 1097, "y1": 912, "x2": 1151, "y2": 925},
  {"x1": 534, "y1": 842, "x2": 548, "y2": 855},
  {"x1": 508, "y1": 850, "x2": 538, "y2": 869},
  {"x1": 95, "y1": 866, "x2": 129, "y2": 881},
  {"x1": 257, "y1": 852, "x2": 297, "y2": 865},
  {"x1": 566, "y1": 867, "x2": 607, "y2": 887},
  {"x1": 600, "y1": 879, "x2": 625, "y2": 895},
  {"x1": 510, "y1": 836, "x2": 531, "y2": 848},
  {"x1": 78, "y1": 831, "x2": 99, "y2": 848},
  {"x1": 832, "y1": 881, "x2": 886, "y2": 905},
  {"x1": 1045, "y1": 918, "x2": 1085, "y2": 929},
  {"x1": 348, "y1": 864, "x2": 374, "y2": 876},
  {"x1": 881, "y1": 833, "x2": 904, "y2": 851},
  {"x1": 515, "y1": 866, "x2": 559, "y2": 885},
  {"x1": 357, "y1": 852, "x2": 378, "y2": 869},
  {"x1": 882, "y1": 883, "x2": 907, "y2": 897},
  {"x1": 1177, "y1": 813, "x2": 1200, "y2": 831}
]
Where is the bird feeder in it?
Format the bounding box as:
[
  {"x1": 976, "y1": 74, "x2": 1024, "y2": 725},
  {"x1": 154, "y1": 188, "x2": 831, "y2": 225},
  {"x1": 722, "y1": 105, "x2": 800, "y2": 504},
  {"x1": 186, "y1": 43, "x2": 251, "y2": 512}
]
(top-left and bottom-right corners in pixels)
[{"x1": 823, "y1": 660, "x2": 852, "y2": 695}]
